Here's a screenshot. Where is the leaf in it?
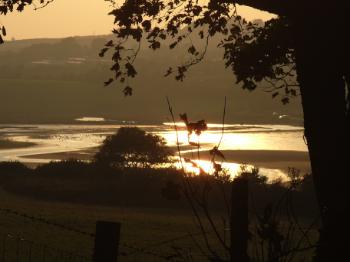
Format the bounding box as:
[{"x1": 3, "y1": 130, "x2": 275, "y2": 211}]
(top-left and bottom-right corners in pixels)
[
  {"x1": 175, "y1": 66, "x2": 187, "y2": 81},
  {"x1": 111, "y1": 50, "x2": 121, "y2": 62},
  {"x1": 159, "y1": 33, "x2": 166, "y2": 40},
  {"x1": 125, "y1": 63, "x2": 137, "y2": 77},
  {"x1": 99, "y1": 47, "x2": 109, "y2": 57},
  {"x1": 164, "y1": 67, "x2": 172, "y2": 77},
  {"x1": 105, "y1": 40, "x2": 114, "y2": 47},
  {"x1": 110, "y1": 63, "x2": 120, "y2": 72},
  {"x1": 189, "y1": 120, "x2": 207, "y2": 136},
  {"x1": 141, "y1": 20, "x2": 151, "y2": 32},
  {"x1": 123, "y1": 86, "x2": 133, "y2": 96},
  {"x1": 2, "y1": 26, "x2": 6, "y2": 36},
  {"x1": 149, "y1": 41, "x2": 160, "y2": 50},
  {"x1": 0, "y1": 6, "x2": 8, "y2": 15},
  {"x1": 188, "y1": 45, "x2": 196, "y2": 55},
  {"x1": 104, "y1": 78, "x2": 114, "y2": 86},
  {"x1": 129, "y1": 28, "x2": 143, "y2": 41},
  {"x1": 169, "y1": 42, "x2": 177, "y2": 49},
  {"x1": 209, "y1": 146, "x2": 225, "y2": 159},
  {"x1": 199, "y1": 31, "x2": 204, "y2": 39},
  {"x1": 192, "y1": 6, "x2": 202, "y2": 16},
  {"x1": 183, "y1": 17, "x2": 192, "y2": 24}
]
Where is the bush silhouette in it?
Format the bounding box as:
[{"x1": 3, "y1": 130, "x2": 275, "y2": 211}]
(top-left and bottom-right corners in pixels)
[{"x1": 94, "y1": 127, "x2": 172, "y2": 168}]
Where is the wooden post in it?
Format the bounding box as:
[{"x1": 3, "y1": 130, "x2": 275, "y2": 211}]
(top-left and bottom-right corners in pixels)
[
  {"x1": 230, "y1": 176, "x2": 249, "y2": 262},
  {"x1": 93, "y1": 221, "x2": 121, "y2": 262}
]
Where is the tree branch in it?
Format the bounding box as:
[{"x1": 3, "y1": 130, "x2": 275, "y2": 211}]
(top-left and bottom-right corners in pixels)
[{"x1": 223, "y1": 0, "x2": 292, "y2": 16}]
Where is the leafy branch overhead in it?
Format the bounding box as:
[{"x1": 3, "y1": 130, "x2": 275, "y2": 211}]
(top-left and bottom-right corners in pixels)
[
  {"x1": 0, "y1": 0, "x2": 54, "y2": 43},
  {"x1": 103, "y1": 0, "x2": 298, "y2": 102}
]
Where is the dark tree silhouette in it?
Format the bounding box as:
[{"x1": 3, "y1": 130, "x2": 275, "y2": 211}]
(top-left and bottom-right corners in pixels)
[
  {"x1": 1, "y1": 0, "x2": 349, "y2": 260},
  {"x1": 99, "y1": 1, "x2": 349, "y2": 260},
  {"x1": 94, "y1": 127, "x2": 172, "y2": 168}
]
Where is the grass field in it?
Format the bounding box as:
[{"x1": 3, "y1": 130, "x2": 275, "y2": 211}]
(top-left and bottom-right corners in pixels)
[
  {"x1": 0, "y1": 161, "x2": 319, "y2": 261},
  {"x1": 0, "y1": 187, "x2": 317, "y2": 262},
  {"x1": 0, "y1": 188, "x2": 319, "y2": 261},
  {"x1": 0, "y1": 187, "x2": 226, "y2": 261}
]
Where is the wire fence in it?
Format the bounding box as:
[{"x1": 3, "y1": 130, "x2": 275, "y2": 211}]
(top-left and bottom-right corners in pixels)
[
  {"x1": 0, "y1": 207, "x2": 95, "y2": 262},
  {"x1": 0, "y1": 206, "x2": 208, "y2": 261},
  {"x1": 0, "y1": 230, "x2": 184, "y2": 262},
  {"x1": 0, "y1": 208, "x2": 95, "y2": 238},
  {"x1": 1, "y1": 232, "x2": 91, "y2": 262}
]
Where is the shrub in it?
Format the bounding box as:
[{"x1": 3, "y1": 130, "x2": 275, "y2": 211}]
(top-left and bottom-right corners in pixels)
[{"x1": 94, "y1": 127, "x2": 173, "y2": 168}]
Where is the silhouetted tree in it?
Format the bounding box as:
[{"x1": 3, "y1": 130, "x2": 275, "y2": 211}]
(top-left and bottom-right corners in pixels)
[
  {"x1": 94, "y1": 127, "x2": 172, "y2": 168},
  {"x1": 100, "y1": 1, "x2": 349, "y2": 260},
  {"x1": 2, "y1": 1, "x2": 349, "y2": 260}
]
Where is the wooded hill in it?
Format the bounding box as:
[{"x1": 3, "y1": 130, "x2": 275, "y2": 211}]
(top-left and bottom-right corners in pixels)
[{"x1": 0, "y1": 35, "x2": 302, "y2": 124}]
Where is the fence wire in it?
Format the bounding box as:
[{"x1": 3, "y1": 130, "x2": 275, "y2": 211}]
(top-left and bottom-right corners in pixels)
[
  {"x1": 1, "y1": 232, "x2": 91, "y2": 262},
  {"x1": 1, "y1": 206, "x2": 211, "y2": 261}
]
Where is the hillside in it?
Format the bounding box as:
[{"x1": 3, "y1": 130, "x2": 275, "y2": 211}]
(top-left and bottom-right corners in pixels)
[{"x1": 0, "y1": 35, "x2": 303, "y2": 124}]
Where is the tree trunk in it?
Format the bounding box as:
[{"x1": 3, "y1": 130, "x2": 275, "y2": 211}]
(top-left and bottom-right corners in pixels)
[{"x1": 293, "y1": 4, "x2": 350, "y2": 260}]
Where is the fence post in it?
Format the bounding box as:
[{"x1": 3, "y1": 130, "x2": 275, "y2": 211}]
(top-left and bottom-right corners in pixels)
[
  {"x1": 93, "y1": 221, "x2": 121, "y2": 262},
  {"x1": 230, "y1": 176, "x2": 249, "y2": 262}
]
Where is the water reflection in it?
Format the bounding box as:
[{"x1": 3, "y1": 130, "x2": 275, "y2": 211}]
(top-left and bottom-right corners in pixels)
[
  {"x1": 0, "y1": 123, "x2": 307, "y2": 180},
  {"x1": 171, "y1": 158, "x2": 288, "y2": 182},
  {"x1": 158, "y1": 129, "x2": 307, "y2": 151}
]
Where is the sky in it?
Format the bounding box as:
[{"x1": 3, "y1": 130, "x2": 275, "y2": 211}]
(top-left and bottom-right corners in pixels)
[{"x1": 0, "y1": 0, "x2": 275, "y2": 40}]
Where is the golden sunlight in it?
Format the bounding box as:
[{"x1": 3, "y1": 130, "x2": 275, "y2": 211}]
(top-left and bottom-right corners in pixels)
[{"x1": 0, "y1": 0, "x2": 275, "y2": 40}]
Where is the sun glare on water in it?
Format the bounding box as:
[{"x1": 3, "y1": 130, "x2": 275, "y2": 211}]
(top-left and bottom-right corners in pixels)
[
  {"x1": 175, "y1": 158, "x2": 243, "y2": 177},
  {"x1": 159, "y1": 129, "x2": 254, "y2": 152},
  {"x1": 160, "y1": 122, "x2": 294, "y2": 181}
]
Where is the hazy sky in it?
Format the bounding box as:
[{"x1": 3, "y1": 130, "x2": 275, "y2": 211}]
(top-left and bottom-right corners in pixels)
[{"x1": 0, "y1": 0, "x2": 274, "y2": 40}]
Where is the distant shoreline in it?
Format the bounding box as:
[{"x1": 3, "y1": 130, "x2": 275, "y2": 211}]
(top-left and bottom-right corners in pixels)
[
  {"x1": 22, "y1": 148, "x2": 310, "y2": 173},
  {"x1": 21, "y1": 147, "x2": 98, "y2": 162},
  {"x1": 0, "y1": 139, "x2": 37, "y2": 150},
  {"x1": 183, "y1": 149, "x2": 310, "y2": 173}
]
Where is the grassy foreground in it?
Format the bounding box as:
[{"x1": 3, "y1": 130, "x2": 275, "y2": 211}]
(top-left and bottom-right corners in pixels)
[
  {"x1": 0, "y1": 162, "x2": 229, "y2": 261},
  {"x1": 0, "y1": 188, "x2": 207, "y2": 261},
  {"x1": 0, "y1": 160, "x2": 319, "y2": 261}
]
